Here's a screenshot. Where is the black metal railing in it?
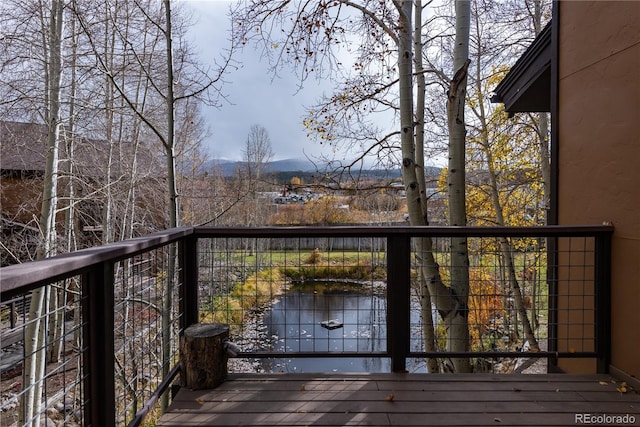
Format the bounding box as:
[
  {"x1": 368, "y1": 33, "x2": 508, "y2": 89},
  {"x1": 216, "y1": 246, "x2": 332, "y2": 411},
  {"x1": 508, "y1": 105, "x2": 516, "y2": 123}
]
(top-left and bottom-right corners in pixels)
[{"x1": 0, "y1": 225, "x2": 613, "y2": 426}]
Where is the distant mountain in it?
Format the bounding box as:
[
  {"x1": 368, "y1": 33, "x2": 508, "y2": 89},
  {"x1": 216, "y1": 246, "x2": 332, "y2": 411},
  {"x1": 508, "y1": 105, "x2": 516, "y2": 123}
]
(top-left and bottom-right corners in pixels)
[
  {"x1": 204, "y1": 158, "x2": 439, "y2": 180},
  {"x1": 268, "y1": 158, "x2": 318, "y2": 172},
  {"x1": 205, "y1": 158, "x2": 325, "y2": 176}
]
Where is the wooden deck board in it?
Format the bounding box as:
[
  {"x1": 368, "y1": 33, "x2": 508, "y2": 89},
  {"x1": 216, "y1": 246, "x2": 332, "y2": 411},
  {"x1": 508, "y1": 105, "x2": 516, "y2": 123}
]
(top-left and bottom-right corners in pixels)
[{"x1": 158, "y1": 373, "x2": 640, "y2": 426}]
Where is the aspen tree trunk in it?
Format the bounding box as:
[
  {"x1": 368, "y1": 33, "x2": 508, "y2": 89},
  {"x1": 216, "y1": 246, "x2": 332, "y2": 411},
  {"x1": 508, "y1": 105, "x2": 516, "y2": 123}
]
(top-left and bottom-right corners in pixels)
[
  {"x1": 121, "y1": 124, "x2": 141, "y2": 241},
  {"x1": 538, "y1": 113, "x2": 550, "y2": 216},
  {"x1": 469, "y1": 5, "x2": 541, "y2": 354},
  {"x1": 50, "y1": 15, "x2": 80, "y2": 363},
  {"x1": 413, "y1": 0, "x2": 440, "y2": 374},
  {"x1": 22, "y1": 1, "x2": 64, "y2": 423},
  {"x1": 534, "y1": 107, "x2": 549, "y2": 334},
  {"x1": 118, "y1": 23, "x2": 149, "y2": 242},
  {"x1": 532, "y1": 0, "x2": 550, "y2": 349},
  {"x1": 397, "y1": 1, "x2": 460, "y2": 372},
  {"x1": 164, "y1": 0, "x2": 178, "y2": 231},
  {"x1": 102, "y1": 0, "x2": 116, "y2": 245},
  {"x1": 446, "y1": 0, "x2": 472, "y2": 373},
  {"x1": 161, "y1": 0, "x2": 178, "y2": 411},
  {"x1": 533, "y1": 0, "x2": 551, "y2": 220},
  {"x1": 484, "y1": 150, "x2": 540, "y2": 351}
]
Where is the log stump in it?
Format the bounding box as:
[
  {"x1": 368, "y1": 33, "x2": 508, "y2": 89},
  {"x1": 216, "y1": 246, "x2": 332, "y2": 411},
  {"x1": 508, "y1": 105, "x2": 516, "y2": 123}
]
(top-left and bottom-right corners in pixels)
[{"x1": 180, "y1": 323, "x2": 229, "y2": 390}]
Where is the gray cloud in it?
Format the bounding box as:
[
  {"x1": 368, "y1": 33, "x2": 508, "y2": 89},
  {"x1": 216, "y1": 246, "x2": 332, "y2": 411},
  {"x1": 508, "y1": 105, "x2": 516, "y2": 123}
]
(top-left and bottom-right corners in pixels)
[{"x1": 185, "y1": 1, "x2": 334, "y2": 162}]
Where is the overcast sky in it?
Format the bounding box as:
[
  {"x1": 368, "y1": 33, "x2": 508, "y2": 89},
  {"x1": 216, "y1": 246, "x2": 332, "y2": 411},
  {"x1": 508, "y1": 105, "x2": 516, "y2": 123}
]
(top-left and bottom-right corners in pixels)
[{"x1": 184, "y1": 1, "x2": 340, "y2": 163}]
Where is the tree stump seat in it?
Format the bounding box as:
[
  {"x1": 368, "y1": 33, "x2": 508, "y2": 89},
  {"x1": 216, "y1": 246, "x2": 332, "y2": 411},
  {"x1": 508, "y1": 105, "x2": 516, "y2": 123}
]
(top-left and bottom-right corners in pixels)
[{"x1": 180, "y1": 323, "x2": 229, "y2": 390}]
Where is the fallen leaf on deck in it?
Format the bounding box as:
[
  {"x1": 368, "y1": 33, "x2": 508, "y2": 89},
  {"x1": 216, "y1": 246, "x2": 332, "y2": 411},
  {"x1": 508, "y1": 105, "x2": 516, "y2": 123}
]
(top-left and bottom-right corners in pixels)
[
  {"x1": 599, "y1": 381, "x2": 609, "y2": 386},
  {"x1": 196, "y1": 398, "x2": 204, "y2": 404},
  {"x1": 617, "y1": 382, "x2": 628, "y2": 393},
  {"x1": 299, "y1": 385, "x2": 306, "y2": 391},
  {"x1": 494, "y1": 417, "x2": 502, "y2": 422},
  {"x1": 385, "y1": 393, "x2": 395, "y2": 402}
]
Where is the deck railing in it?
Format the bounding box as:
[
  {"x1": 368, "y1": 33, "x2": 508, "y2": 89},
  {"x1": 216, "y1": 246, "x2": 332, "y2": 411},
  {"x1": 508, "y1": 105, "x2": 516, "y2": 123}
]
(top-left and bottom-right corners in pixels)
[{"x1": 0, "y1": 225, "x2": 613, "y2": 426}]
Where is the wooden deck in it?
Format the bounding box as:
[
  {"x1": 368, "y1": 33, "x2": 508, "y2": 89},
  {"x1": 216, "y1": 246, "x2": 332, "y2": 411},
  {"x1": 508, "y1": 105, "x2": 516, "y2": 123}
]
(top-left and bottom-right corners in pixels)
[{"x1": 158, "y1": 373, "x2": 640, "y2": 426}]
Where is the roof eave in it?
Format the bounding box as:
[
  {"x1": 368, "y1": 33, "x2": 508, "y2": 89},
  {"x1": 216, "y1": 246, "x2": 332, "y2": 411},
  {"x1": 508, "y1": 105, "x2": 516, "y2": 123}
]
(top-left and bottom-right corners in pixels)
[{"x1": 491, "y1": 21, "x2": 552, "y2": 114}]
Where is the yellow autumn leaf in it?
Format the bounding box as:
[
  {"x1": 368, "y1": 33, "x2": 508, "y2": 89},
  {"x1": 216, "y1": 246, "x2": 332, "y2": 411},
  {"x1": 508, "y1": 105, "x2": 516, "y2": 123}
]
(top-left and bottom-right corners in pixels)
[{"x1": 616, "y1": 382, "x2": 628, "y2": 393}]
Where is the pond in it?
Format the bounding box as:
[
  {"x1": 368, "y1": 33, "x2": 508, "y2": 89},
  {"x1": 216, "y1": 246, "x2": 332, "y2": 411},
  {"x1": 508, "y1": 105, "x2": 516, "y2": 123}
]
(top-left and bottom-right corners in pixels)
[{"x1": 260, "y1": 283, "x2": 426, "y2": 373}]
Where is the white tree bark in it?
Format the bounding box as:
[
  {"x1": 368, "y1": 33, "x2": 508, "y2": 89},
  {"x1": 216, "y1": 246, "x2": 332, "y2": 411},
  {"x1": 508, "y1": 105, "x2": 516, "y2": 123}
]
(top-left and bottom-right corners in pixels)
[
  {"x1": 161, "y1": 0, "x2": 177, "y2": 411},
  {"x1": 533, "y1": 0, "x2": 551, "y2": 221},
  {"x1": 23, "y1": 0, "x2": 64, "y2": 423},
  {"x1": 412, "y1": 0, "x2": 442, "y2": 374},
  {"x1": 446, "y1": 0, "x2": 472, "y2": 373},
  {"x1": 102, "y1": 0, "x2": 116, "y2": 245}
]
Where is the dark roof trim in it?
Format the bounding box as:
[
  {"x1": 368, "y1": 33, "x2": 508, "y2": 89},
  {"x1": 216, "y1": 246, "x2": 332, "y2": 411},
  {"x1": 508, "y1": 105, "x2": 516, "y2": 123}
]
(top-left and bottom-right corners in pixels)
[{"x1": 491, "y1": 22, "x2": 552, "y2": 114}]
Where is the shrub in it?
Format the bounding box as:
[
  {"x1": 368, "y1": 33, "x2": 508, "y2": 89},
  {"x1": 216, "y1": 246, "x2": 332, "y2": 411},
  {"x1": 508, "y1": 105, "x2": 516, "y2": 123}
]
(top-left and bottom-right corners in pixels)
[
  {"x1": 280, "y1": 262, "x2": 384, "y2": 281},
  {"x1": 305, "y1": 248, "x2": 323, "y2": 264}
]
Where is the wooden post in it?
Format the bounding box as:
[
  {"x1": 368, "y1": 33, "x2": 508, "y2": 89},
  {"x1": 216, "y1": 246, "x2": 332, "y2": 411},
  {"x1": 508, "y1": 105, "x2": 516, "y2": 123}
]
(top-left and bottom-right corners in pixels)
[{"x1": 180, "y1": 323, "x2": 229, "y2": 390}]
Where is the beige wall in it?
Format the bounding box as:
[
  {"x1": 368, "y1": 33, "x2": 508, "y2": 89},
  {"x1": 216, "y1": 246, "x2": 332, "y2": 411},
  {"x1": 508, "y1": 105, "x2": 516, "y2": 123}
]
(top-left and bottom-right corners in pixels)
[{"x1": 558, "y1": 1, "x2": 640, "y2": 377}]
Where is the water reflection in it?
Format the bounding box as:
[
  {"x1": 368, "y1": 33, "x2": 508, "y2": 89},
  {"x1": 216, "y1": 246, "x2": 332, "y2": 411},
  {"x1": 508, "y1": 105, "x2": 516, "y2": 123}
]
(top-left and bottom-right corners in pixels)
[{"x1": 261, "y1": 286, "x2": 390, "y2": 372}]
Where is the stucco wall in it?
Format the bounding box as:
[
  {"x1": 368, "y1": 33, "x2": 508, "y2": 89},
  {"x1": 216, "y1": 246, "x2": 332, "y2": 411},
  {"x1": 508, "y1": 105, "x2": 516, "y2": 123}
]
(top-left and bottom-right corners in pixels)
[{"x1": 558, "y1": 1, "x2": 640, "y2": 378}]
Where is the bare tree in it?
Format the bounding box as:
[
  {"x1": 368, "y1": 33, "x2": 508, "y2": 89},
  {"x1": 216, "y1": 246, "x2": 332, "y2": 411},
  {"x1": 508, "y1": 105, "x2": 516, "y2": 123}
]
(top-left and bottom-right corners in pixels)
[
  {"x1": 21, "y1": 0, "x2": 65, "y2": 422},
  {"x1": 0, "y1": 0, "x2": 232, "y2": 418},
  {"x1": 74, "y1": 0, "x2": 231, "y2": 231},
  {"x1": 241, "y1": 123, "x2": 274, "y2": 225},
  {"x1": 237, "y1": 124, "x2": 274, "y2": 255},
  {"x1": 243, "y1": 124, "x2": 274, "y2": 185},
  {"x1": 176, "y1": 100, "x2": 212, "y2": 225},
  {"x1": 71, "y1": 0, "x2": 232, "y2": 411}
]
